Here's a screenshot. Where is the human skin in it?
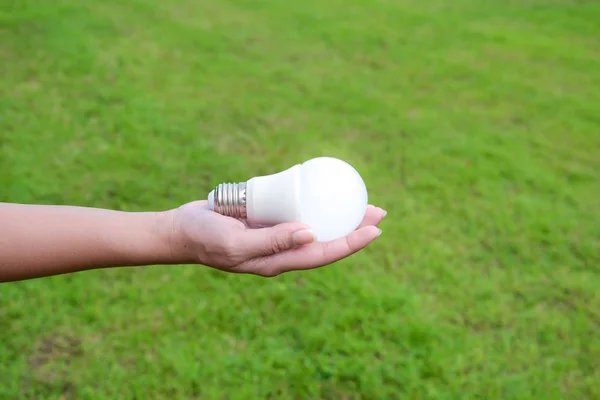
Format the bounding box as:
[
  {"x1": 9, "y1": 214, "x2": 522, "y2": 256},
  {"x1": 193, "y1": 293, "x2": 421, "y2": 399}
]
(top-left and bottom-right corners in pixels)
[{"x1": 0, "y1": 201, "x2": 386, "y2": 282}]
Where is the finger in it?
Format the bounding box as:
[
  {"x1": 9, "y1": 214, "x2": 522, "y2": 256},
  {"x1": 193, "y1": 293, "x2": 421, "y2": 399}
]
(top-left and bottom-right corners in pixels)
[
  {"x1": 241, "y1": 225, "x2": 381, "y2": 276},
  {"x1": 236, "y1": 223, "x2": 317, "y2": 260},
  {"x1": 357, "y1": 205, "x2": 387, "y2": 229}
]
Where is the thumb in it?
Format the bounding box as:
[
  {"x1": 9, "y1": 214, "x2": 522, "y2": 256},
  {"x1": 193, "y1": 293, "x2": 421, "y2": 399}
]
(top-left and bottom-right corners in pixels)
[{"x1": 241, "y1": 223, "x2": 317, "y2": 259}]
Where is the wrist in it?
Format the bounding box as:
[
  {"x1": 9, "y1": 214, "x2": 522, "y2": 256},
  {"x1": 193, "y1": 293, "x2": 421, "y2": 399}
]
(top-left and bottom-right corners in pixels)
[{"x1": 153, "y1": 208, "x2": 196, "y2": 265}]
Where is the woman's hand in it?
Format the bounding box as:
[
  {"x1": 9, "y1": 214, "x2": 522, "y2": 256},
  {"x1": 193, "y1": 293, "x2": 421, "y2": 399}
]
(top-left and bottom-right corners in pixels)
[
  {"x1": 0, "y1": 201, "x2": 385, "y2": 282},
  {"x1": 168, "y1": 201, "x2": 386, "y2": 277}
]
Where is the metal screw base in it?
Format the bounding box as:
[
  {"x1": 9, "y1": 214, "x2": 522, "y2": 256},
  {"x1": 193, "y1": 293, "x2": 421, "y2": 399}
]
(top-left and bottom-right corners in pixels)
[{"x1": 209, "y1": 182, "x2": 247, "y2": 219}]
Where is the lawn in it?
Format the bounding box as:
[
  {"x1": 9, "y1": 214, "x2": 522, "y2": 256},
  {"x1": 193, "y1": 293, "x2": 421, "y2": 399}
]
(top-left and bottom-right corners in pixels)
[{"x1": 1, "y1": 0, "x2": 599, "y2": 398}]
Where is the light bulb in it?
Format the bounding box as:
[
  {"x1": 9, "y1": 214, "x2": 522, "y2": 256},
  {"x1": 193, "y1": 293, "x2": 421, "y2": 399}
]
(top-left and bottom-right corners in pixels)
[{"x1": 207, "y1": 157, "x2": 368, "y2": 242}]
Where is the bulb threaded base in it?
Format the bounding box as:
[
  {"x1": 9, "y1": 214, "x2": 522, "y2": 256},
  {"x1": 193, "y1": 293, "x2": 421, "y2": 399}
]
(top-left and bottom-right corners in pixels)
[{"x1": 209, "y1": 182, "x2": 247, "y2": 219}]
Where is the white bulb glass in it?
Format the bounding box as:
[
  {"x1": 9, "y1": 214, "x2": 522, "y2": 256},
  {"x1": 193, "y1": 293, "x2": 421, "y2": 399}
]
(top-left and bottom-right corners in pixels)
[{"x1": 242, "y1": 157, "x2": 368, "y2": 242}]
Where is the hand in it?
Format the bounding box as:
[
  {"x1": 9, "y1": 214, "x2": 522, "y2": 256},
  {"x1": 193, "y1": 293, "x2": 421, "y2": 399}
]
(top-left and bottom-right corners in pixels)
[{"x1": 168, "y1": 200, "x2": 386, "y2": 277}]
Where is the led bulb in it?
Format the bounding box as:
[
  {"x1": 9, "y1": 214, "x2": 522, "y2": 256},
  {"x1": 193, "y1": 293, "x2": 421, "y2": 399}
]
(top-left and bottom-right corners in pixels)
[{"x1": 207, "y1": 157, "x2": 368, "y2": 242}]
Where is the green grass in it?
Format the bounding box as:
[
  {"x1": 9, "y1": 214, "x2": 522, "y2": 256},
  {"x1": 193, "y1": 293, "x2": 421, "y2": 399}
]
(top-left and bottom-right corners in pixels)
[{"x1": 1, "y1": 0, "x2": 599, "y2": 398}]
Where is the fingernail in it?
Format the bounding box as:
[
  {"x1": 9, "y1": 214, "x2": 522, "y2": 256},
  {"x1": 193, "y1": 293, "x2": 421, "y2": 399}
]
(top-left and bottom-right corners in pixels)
[
  {"x1": 380, "y1": 209, "x2": 387, "y2": 217},
  {"x1": 293, "y1": 229, "x2": 316, "y2": 246},
  {"x1": 377, "y1": 228, "x2": 383, "y2": 237}
]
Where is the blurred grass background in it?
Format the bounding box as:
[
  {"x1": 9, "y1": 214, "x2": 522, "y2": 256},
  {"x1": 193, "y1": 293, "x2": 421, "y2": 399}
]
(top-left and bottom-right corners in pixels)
[{"x1": 1, "y1": 0, "x2": 599, "y2": 399}]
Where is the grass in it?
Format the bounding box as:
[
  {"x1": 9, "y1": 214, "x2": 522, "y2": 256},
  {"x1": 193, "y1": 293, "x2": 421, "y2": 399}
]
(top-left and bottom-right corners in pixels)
[{"x1": 1, "y1": 0, "x2": 599, "y2": 398}]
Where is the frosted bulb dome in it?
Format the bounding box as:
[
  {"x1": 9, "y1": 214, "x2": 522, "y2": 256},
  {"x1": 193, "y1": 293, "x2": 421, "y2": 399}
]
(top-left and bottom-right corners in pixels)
[
  {"x1": 245, "y1": 157, "x2": 368, "y2": 242},
  {"x1": 298, "y1": 157, "x2": 368, "y2": 242}
]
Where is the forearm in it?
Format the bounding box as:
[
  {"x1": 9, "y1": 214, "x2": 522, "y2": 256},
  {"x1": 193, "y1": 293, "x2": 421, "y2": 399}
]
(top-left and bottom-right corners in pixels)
[{"x1": 0, "y1": 203, "x2": 177, "y2": 282}]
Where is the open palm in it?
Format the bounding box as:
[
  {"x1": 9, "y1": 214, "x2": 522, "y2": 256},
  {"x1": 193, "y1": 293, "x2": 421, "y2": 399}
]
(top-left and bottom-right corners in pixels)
[{"x1": 171, "y1": 200, "x2": 386, "y2": 277}]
